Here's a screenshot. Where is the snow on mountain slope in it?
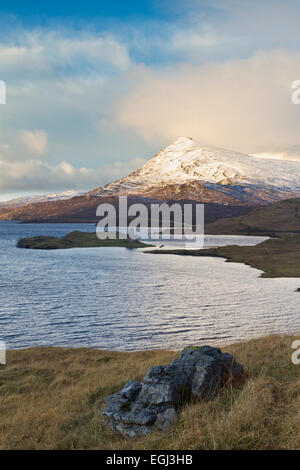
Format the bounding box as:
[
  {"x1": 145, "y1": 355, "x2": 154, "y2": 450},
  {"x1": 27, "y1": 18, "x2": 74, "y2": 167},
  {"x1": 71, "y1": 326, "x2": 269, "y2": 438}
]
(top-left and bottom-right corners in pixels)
[
  {"x1": 0, "y1": 190, "x2": 86, "y2": 209},
  {"x1": 90, "y1": 137, "x2": 300, "y2": 199},
  {"x1": 3, "y1": 137, "x2": 300, "y2": 215}
]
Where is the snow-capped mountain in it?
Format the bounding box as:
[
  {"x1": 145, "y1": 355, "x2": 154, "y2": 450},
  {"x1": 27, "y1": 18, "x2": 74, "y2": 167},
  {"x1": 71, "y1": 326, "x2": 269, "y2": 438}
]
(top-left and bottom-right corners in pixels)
[
  {"x1": 89, "y1": 137, "x2": 300, "y2": 204},
  {"x1": 0, "y1": 189, "x2": 86, "y2": 209},
  {"x1": 2, "y1": 137, "x2": 300, "y2": 223}
]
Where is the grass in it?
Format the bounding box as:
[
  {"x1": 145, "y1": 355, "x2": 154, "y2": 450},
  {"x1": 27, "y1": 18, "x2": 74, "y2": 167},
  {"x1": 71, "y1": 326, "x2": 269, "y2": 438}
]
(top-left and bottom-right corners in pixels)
[
  {"x1": 147, "y1": 234, "x2": 300, "y2": 278},
  {"x1": 206, "y1": 197, "x2": 300, "y2": 235},
  {"x1": 17, "y1": 231, "x2": 150, "y2": 250},
  {"x1": 0, "y1": 334, "x2": 299, "y2": 450}
]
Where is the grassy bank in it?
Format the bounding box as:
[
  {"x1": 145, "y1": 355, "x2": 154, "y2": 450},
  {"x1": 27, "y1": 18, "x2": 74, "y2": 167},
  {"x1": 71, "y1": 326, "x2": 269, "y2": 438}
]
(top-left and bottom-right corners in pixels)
[
  {"x1": 17, "y1": 231, "x2": 150, "y2": 250},
  {"x1": 206, "y1": 198, "x2": 300, "y2": 235},
  {"x1": 0, "y1": 335, "x2": 299, "y2": 450},
  {"x1": 148, "y1": 234, "x2": 300, "y2": 278}
]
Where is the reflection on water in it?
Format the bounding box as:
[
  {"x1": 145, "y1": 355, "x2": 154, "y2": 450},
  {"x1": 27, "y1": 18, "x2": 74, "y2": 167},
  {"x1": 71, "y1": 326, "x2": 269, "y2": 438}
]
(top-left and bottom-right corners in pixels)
[
  {"x1": 0, "y1": 221, "x2": 299, "y2": 350},
  {"x1": 142, "y1": 234, "x2": 269, "y2": 250}
]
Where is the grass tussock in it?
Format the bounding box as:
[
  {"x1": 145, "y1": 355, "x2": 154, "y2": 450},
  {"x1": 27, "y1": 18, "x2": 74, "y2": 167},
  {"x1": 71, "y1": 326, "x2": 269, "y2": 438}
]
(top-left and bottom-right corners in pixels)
[{"x1": 0, "y1": 334, "x2": 299, "y2": 450}]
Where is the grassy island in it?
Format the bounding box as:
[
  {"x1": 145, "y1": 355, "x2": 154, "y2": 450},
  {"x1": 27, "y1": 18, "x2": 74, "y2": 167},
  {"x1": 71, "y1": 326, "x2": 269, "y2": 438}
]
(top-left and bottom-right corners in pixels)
[
  {"x1": 17, "y1": 231, "x2": 150, "y2": 250},
  {"x1": 0, "y1": 334, "x2": 299, "y2": 450},
  {"x1": 147, "y1": 234, "x2": 300, "y2": 278}
]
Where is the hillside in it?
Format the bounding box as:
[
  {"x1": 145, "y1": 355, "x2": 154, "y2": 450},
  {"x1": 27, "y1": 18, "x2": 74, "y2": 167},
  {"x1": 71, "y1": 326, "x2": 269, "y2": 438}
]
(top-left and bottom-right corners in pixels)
[
  {"x1": 206, "y1": 198, "x2": 300, "y2": 235},
  {"x1": 0, "y1": 194, "x2": 102, "y2": 223},
  {"x1": 0, "y1": 190, "x2": 85, "y2": 209},
  {"x1": 0, "y1": 194, "x2": 253, "y2": 225}
]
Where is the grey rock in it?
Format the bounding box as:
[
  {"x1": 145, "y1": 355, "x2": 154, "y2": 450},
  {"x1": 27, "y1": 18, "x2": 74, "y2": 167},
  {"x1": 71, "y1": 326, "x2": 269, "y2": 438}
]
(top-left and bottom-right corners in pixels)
[
  {"x1": 154, "y1": 408, "x2": 177, "y2": 431},
  {"x1": 102, "y1": 345, "x2": 244, "y2": 437}
]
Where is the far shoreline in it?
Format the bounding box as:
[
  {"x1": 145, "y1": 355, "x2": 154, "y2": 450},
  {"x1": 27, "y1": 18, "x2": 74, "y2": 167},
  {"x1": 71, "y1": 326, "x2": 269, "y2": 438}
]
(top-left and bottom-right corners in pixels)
[
  {"x1": 146, "y1": 234, "x2": 300, "y2": 279},
  {"x1": 14, "y1": 223, "x2": 300, "y2": 279}
]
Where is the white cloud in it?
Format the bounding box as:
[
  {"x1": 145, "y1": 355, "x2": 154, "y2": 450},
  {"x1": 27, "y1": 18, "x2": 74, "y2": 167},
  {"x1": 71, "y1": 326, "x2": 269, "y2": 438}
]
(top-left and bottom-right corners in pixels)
[
  {"x1": 0, "y1": 27, "x2": 138, "y2": 178},
  {"x1": 2, "y1": 4, "x2": 300, "y2": 197},
  {"x1": 168, "y1": 29, "x2": 219, "y2": 52},
  {"x1": 114, "y1": 50, "x2": 300, "y2": 154},
  {"x1": 0, "y1": 130, "x2": 145, "y2": 193},
  {"x1": 169, "y1": 0, "x2": 300, "y2": 55},
  {"x1": 17, "y1": 130, "x2": 48, "y2": 157},
  {"x1": 50, "y1": 35, "x2": 130, "y2": 70},
  {"x1": 0, "y1": 30, "x2": 131, "y2": 80}
]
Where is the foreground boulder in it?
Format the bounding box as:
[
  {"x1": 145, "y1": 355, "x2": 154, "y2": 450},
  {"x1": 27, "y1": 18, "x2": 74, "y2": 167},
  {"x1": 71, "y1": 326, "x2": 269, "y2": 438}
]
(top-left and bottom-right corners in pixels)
[{"x1": 102, "y1": 345, "x2": 244, "y2": 437}]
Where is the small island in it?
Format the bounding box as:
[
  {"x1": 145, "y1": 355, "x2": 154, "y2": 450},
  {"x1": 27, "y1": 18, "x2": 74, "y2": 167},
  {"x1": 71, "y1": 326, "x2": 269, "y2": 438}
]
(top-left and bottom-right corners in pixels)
[{"x1": 17, "y1": 231, "x2": 150, "y2": 250}]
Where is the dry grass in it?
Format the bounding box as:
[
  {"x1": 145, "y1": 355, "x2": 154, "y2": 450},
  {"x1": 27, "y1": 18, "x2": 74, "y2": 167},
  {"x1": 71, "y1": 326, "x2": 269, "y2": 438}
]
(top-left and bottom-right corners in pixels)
[
  {"x1": 206, "y1": 197, "x2": 300, "y2": 235},
  {"x1": 0, "y1": 334, "x2": 299, "y2": 450}
]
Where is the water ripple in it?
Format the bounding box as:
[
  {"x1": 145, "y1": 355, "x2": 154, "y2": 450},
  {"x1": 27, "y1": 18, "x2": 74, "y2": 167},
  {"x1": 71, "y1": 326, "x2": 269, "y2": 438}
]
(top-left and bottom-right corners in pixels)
[{"x1": 0, "y1": 221, "x2": 299, "y2": 351}]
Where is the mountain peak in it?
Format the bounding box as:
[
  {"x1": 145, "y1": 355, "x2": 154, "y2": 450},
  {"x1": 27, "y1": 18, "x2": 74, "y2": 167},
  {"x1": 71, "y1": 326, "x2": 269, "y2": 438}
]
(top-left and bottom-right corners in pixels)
[
  {"x1": 170, "y1": 136, "x2": 194, "y2": 148},
  {"x1": 173, "y1": 136, "x2": 193, "y2": 144},
  {"x1": 89, "y1": 138, "x2": 300, "y2": 200}
]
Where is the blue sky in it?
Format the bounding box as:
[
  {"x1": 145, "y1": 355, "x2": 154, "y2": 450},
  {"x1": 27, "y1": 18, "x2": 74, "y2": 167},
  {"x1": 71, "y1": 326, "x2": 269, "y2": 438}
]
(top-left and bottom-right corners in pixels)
[
  {"x1": 1, "y1": 1, "x2": 300, "y2": 199},
  {"x1": 0, "y1": 1, "x2": 168, "y2": 21},
  {"x1": 0, "y1": 1, "x2": 217, "y2": 24}
]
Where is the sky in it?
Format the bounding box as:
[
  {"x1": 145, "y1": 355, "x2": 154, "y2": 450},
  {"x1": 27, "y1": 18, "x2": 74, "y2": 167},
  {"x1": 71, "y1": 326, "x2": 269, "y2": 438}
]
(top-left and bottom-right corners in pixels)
[{"x1": 1, "y1": 0, "x2": 300, "y2": 200}]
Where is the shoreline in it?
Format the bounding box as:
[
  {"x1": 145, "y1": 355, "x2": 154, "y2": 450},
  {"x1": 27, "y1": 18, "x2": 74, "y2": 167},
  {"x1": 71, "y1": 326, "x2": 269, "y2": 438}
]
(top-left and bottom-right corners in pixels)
[
  {"x1": 146, "y1": 234, "x2": 300, "y2": 278},
  {"x1": 15, "y1": 225, "x2": 300, "y2": 278},
  {"x1": 4, "y1": 329, "x2": 300, "y2": 353}
]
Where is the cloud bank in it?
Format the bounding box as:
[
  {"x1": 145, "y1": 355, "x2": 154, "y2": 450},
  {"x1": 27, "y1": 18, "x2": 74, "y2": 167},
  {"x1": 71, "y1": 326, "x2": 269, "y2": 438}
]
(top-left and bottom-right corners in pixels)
[
  {"x1": 0, "y1": 130, "x2": 145, "y2": 193},
  {"x1": 2, "y1": 1, "x2": 300, "y2": 197},
  {"x1": 115, "y1": 50, "x2": 300, "y2": 154}
]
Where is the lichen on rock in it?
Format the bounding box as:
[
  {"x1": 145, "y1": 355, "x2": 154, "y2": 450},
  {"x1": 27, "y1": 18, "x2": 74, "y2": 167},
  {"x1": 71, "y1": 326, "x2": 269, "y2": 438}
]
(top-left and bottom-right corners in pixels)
[{"x1": 102, "y1": 345, "x2": 244, "y2": 437}]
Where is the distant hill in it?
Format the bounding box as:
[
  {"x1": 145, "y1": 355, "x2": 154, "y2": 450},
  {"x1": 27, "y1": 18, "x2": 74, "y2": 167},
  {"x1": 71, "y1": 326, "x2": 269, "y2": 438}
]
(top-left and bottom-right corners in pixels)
[
  {"x1": 206, "y1": 198, "x2": 300, "y2": 234},
  {"x1": 0, "y1": 190, "x2": 85, "y2": 209},
  {"x1": 0, "y1": 193, "x2": 253, "y2": 225}
]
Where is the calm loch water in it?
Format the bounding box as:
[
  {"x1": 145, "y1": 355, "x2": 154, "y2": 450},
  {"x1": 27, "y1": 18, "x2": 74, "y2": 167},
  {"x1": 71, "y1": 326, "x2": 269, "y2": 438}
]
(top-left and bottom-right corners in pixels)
[{"x1": 0, "y1": 221, "x2": 299, "y2": 350}]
